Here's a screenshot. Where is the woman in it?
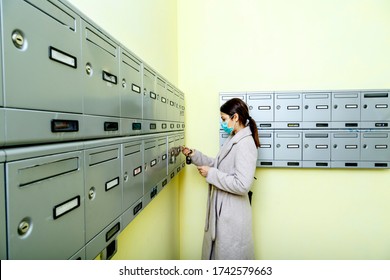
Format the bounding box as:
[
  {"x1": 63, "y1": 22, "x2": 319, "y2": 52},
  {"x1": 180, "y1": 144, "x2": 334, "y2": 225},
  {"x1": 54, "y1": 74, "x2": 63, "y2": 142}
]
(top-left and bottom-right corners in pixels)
[{"x1": 182, "y1": 98, "x2": 260, "y2": 260}]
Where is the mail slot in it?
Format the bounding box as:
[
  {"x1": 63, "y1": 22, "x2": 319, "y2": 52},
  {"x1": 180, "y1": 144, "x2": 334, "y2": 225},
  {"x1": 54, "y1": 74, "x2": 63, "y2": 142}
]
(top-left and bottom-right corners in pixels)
[
  {"x1": 361, "y1": 131, "x2": 390, "y2": 164},
  {"x1": 361, "y1": 91, "x2": 390, "y2": 128},
  {"x1": 303, "y1": 132, "x2": 330, "y2": 168},
  {"x1": 2, "y1": 0, "x2": 83, "y2": 114},
  {"x1": 143, "y1": 65, "x2": 157, "y2": 121},
  {"x1": 247, "y1": 93, "x2": 274, "y2": 128},
  {"x1": 82, "y1": 19, "x2": 120, "y2": 118},
  {"x1": 0, "y1": 152, "x2": 6, "y2": 259},
  {"x1": 331, "y1": 131, "x2": 360, "y2": 168},
  {"x1": 332, "y1": 92, "x2": 360, "y2": 128},
  {"x1": 6, "y1": 146, "x2": 85, "y2": 259},
  {"x1": 122, "y1": 138, "x2": 143, "y2": 211},
  {"x1": 257, "y1": 131, "x2": 274, "y2": 166},
  {"x1": 120, "y1": 49, "x2": 142, "y2": 120},
  {"x1": 274, "y1": 93, "x2": 302, "y2": 128},
  {"x1": 84, "y1": 141, "x2": 122, "y2": 243},
  {"x1": 274, "y1": 131, "x2": 302, "y2": 167},
  {"x1": 303, "y1": 92, "x2": 331, "y2": 128}
]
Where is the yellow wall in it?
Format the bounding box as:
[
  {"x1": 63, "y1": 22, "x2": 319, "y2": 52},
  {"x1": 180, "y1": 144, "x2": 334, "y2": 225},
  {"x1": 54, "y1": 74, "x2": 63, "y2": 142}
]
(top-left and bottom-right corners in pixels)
[
  {"x1": 178, "y1": 0, "x2": 390, "y2": 259},
  {"x1": 67, "y1": 0, "x2": 180, "y2": 259},
  {"x1": 67, "y1": 0, "x2": 390, "y2": 260}
]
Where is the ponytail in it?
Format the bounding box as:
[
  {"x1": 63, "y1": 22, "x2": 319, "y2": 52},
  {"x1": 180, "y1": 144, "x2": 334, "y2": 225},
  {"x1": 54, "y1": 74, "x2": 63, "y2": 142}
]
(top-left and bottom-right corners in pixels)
[{"x1": 248, "y1": 117, "x2": 260, "y2": 148}]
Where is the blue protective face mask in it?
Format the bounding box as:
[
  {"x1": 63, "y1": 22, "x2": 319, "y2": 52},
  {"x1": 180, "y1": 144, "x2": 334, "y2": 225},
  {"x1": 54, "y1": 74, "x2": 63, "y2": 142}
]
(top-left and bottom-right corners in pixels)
[{"x1": 221, "y1": 116, "x2": 235, "y2": 134}]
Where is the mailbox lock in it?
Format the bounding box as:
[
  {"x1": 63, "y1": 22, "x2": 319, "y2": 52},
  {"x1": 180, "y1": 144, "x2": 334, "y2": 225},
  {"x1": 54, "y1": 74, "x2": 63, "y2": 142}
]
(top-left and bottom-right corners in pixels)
[
  {"x1": 276, "y1": 144, "x2": 281, "y2": 148},
  {"x1": 88, "y1": 187, "x2": 96, "y2": 200},
  {"x1": 12, "y1": 30, "x2": 25, "y2": 49},
  {"x1": 363, "y1": 144, "x2": 367, "y2": 149},
  {"x1": 18, "y1": 218, "x2": 31, "y2": 236},
  {"x1": 276, "y1": 105, "x2": 281, "y2": 110},
  {"x1": 363, "y1": 104, "x2": 368, "y2": 109},
  {"x1": 305, "y1": 144, "x2": 309, "y2": 148},
  {"x1": 86, "y1": 63, "x2": 93, "y2": 76},
  {"x1": 333, "y1": 144, "x2": 338, "y2": 148},
  {"x1": 122, "y1": 79, "x2": 127, "y2": 88},
  {"x1": 334, "y1": 104, "x2": 338, "y2": 109},
  {"x1": 124, "y1": 172, "x2": 129, "y2": 182},
  {"x1": 304, "y1": 105, "x2": 309, "y2": 109}
]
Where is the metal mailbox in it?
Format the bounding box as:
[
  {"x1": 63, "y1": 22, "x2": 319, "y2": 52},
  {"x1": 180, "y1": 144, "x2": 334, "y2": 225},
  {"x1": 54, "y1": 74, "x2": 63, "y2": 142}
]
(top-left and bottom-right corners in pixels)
[
  {"x1": 257, "y1": 131, "x2": 274, "y2": 167},
  {"x1": 331, "y1": 91, "x2": 360, "y2": 128},
  {"x1": 143, "y1": 137, "x2": 160, "y2": 196},
  {"x1": 6, "y1": 147, "x2": 85, "y2": 259},
  {"x1": 0, "y1": 151, "x2": 6, "y2": 260},
  {"x1": 0, "y1": 109, "x2": 4, "y2": 147},
  {"x1": 274, "y1": 131, "x2": 302, "y2": 167},
  {"x1": 361, "y1": 91, "x2": 390, "y2": 129},
  {"x1": 274, "y1": 92, "x2": 303, "y2": 129},
  {"x1": 303, "y1": 131, "x2": 331, "y2": 168},
  {"x1": 122, "y1": 138, "x2": 144, "y2": 211},
  {"x1": 361, "y1": 131, "x2": 390, "y2": 168},
  {"x1": 143, "y1": 65, "x2": 157, "y2": 121},
  {"x1": 84, "y1": 141, "x2": 122, "y2": 243},
  {"x1": 2, "y1": 0, "x2": 83, "y2": 114},
  {"x1": 120, "y1": 49, "x2": 143, "y2": 135},
  {"x1": 167, "y1": 134, "x2": 182, "y2": 180},
  {"x1": 156, "y1": 77, "x2": 168, "y2": 122},
  {"x1": 302, "y1": 92, "x2": 331, "y2": 129},
  {"x1": 247, "y1": 92, "x2": 274, "y2": 129},
  {"x1": 331, "y1": 131, "x2": 360, "y2": 168}
]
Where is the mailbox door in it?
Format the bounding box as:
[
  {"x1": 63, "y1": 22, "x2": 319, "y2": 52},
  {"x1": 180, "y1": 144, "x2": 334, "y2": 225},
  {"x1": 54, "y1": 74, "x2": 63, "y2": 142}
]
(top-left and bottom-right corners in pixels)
[
  {"x1": 361, "y1": 131, "x2": 390, "y2": 162},
  {"x1": 303, "y1": 92, "x2": 331, "y2": 128},
  {"x1": 120, "y1": 50, "x2": 142, "y2": 119},
  {"x1": 143, "y1": 66, "x2": 157, "y2": 120},
  {"x1": 0, "y1": 156, "x2": 6, "y2": 259},
  {"x1": 84, "y1": 145, "x2": 122, "y2": 242},
  {"x1": 274, "y1": 93, "x2": 302, "y2": 125},
  {"x1": 257, "y1": 131, "x2": 274, "y2": 165},
  {"x1": 331, "y1": 132, "x2": 360, "y2": 167},
  {"x1": 361, "y1": 91, "x2": 390, "y2": 128},
  {"x1": 274, "y1": 131, "x2": 302, "y2": 167},
  {"x1": 143, "y1": 138, "x2": 159, "y2": 194},
  {"x1": 122, "y1": 140, "x2": 143, "y2": 210},
  {"x1": 247, "y1": 93, "x2": 274, "y2": 129},
  {"x1": 82, "y1": 20, "x2": 120, "y2": 117},
  {"x1": 332, "y1": 92, "x2": 360, "y2": 128},
  {"x1": 156, "y1": 77, "x2": 167, "y2": 122},
  {"x1": 2, "y1": 0, "x2": 83, "y2": 113},
  {"x1": 303, "y1": 132, "x2": 331, "y2": 168},
  {"x1": 6, "y1": 150, "x2": 85, "y2": 259}
]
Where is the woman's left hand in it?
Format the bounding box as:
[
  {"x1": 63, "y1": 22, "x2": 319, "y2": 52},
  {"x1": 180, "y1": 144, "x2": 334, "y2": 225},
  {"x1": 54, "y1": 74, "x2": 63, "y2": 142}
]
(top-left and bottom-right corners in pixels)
[{"x1": 197, "y1": 166, "x2": 210, "y2": 177}]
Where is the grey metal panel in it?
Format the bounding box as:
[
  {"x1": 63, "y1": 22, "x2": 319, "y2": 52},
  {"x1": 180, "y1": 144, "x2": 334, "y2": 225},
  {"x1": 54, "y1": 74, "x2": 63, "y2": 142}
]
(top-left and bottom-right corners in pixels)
[
  {"x1": 361, "y1": 90, "x2": 390, "y2": 128},
  {"x1": 143, "y1": 137, "x2": 159, "y2": 194},
  {"x1": 2, "y1": 0, "x2": 83, "y2": 113},
  {"x1": 331, "y1": 91, "x2": 360, "y2": 128},
  {"x1": 82, "y1": 19, "x2": 120, "y2": 117},
  {"x1": 361, "y1": 131, "x2": 390, "y2": 162},
  {"x1": 120, "y1": 49, "x2": 142, "y2": 119},
  {"x1": 166, "y1": 84, "x2": 175, "y2": 122},
  {"x1": 302, "y1": 92, "x2": 331, "y2": 128},
  {"x1": 85, "y1": 217, "x2": 121, "y2": 260},
  {"x1": 0, "y1": 152, "x2": 6, "y2": 259},
  {"x1": 257, "y1": 131, "x2": 274, "y2": 167},
  {"x1": 5, "y1": 109, "x2": 84, "y2": 146},
  {"x1": 0, "y1": 109, "x2": 5, "y2": 147},
  {"x1": 6, "y1": 149, "x2": 85, "y2": 259},
  {"x1": 84, "y1": 144, "x2": 122, "y2": 243},
  {"x1": 121, "y1": 197, "x2": 143, "y2": 230},
  {"x1": 274, "y1": 131, "x2": 302, "y2": 167},
  {"x1": 178, "y1": 90, "x2": 185, "y2": 124},
  {"x1": 142, "y1": 65, "x2": 157, "y2": 120},
  {"x1": 122, "y1": 140, "x2": 143, "y2": 210},
  {"x1": 247, "y1": 92, "x2": 274, "y2": 129},
  {"x1": 302, "y1": 131, "x2": 331, "y2": 168}
]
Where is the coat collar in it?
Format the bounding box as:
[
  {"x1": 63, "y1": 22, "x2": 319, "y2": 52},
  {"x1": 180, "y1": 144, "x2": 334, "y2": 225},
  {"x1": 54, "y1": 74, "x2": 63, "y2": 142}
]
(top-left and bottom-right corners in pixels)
[{"x1": 217, "y1": 126, "x2": 252, "y2": 166}]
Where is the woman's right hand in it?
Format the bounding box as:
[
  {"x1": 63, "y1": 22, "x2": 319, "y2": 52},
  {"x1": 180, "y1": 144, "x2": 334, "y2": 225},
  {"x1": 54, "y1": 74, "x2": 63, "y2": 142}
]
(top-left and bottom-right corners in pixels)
[{"x1": 181, "y1": 146, "x2": 194, "y2": 157}]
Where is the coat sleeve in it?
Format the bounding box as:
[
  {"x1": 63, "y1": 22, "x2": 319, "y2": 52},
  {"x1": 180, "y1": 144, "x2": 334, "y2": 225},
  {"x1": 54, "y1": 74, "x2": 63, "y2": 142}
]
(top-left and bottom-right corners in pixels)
[
  {"x1": 205, "y1": 138, "x2": 257, "y2": 195},
  {"x1": 190, "y1": 149, "x2": 216, "y2": 167}
]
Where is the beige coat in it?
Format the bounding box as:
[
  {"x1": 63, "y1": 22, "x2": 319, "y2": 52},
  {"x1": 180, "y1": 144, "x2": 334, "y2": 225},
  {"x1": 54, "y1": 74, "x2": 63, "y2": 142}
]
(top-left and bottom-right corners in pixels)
[{"x1": 191, "y1": 126, "x2": 257, "y2": 260}]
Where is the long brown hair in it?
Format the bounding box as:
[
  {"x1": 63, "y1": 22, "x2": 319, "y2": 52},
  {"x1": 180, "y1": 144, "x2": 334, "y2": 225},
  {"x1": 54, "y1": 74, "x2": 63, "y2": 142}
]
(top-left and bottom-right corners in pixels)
[{"x1": 220, "y1": 98, "x2": 260, "y2": 148}]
